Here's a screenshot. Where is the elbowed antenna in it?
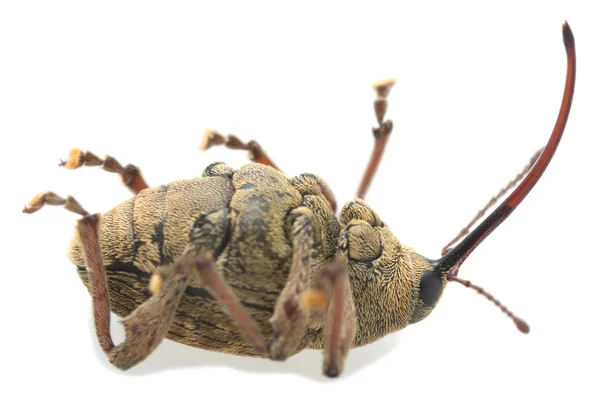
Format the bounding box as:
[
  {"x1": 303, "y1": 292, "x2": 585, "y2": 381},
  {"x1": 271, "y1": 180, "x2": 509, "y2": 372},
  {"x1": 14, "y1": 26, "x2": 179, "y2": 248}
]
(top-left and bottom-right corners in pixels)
[{"x1": 433, "y1": 22, "x2": 576, "y2": 276}]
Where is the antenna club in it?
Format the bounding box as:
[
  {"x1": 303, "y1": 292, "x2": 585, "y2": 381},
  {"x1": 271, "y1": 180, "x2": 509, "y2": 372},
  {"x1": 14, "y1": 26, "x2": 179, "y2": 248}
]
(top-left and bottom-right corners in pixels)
[
  {"x1": 514, "y1": 317, "x2": 530, "y2": 334},
  {"x1": 449, "y1": 276, "x2": 529, "y2": 334}
]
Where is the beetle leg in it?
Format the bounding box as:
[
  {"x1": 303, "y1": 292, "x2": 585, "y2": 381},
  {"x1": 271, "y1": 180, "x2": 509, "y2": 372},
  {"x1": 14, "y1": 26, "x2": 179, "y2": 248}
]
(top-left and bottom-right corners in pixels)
[
  {"x1": 309, "y1": 255, "x2": 356, "y2": 378},
  {"x1": 201, "y1": 129, "x2": 280, "y2": 170},
  {"x1": 268, "y1": 211, "x2": 318, "y2": 360},
  {"x1": 77, "y1": 214, "x2": 192, "y2": 369},
  {"x1": 192, "y1": 252, "x2": 270, "y2": 356},
  {"x1": 356, "y1": 78, "x2": 396, "y2": 200},
  {"x1": 22, "y1": 192, "x2": 89, "y2": 216},
  {"x1": 59, "y1": 148, "x2": 149, "y2": 194}
]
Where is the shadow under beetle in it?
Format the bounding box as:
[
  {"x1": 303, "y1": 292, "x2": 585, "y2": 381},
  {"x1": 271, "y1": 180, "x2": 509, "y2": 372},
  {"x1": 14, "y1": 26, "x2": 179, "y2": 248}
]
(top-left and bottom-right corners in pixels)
[{"x1": 23, "y1": 23, "x2": 576, "y2": 377}]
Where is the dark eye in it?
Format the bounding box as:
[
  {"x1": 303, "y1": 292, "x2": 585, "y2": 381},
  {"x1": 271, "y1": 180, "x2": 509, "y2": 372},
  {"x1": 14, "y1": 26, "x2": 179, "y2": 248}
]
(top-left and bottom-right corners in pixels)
[{"x1": 419, "y1": 270, "x2": 442, "y2": 306}]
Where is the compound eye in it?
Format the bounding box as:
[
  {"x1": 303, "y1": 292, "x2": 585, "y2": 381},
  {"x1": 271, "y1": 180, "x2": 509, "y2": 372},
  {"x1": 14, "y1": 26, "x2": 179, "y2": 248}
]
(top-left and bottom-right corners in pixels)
[{"x1": 419, "y1": 270, "x2": 442, "y2": 306}]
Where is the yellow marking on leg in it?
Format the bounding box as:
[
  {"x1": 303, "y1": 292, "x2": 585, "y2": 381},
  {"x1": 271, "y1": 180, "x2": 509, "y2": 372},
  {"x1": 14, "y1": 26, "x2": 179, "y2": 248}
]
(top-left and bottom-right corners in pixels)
[
  {"x1": 64, "y1": 148, "x2": 84, "y2": 169},
  {"x1": 149, "y1": 273, "x2": 163, "y2": 294},
  {"x1": 301, "y1": 289, "x2": 329, "y2": 311}
]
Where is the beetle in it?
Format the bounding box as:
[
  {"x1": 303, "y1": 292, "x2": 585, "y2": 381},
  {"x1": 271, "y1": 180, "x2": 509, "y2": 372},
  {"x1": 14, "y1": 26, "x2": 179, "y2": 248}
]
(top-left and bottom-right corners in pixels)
[{"x1": 23, "y1": 23, "x2": 575, "y2": 378}]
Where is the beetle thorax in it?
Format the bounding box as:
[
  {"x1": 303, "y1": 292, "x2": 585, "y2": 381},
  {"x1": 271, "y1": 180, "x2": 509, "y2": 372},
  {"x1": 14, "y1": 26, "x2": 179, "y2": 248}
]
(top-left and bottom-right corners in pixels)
[{"x1": 340, "y1": 199, "x2": 446, "y2": 347}]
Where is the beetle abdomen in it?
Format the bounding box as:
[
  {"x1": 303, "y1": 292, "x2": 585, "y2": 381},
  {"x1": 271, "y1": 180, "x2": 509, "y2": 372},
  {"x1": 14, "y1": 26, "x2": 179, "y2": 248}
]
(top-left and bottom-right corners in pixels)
[
  {"x1": 70, "y1": 163, "x2": 323, "y2": 356},
  {"x1": 68, "y1": 174, "x2": 235, "y2": 273}
]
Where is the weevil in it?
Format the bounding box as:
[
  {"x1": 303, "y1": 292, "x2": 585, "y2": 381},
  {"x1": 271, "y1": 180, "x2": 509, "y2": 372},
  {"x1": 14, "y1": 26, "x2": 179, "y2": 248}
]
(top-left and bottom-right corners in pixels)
[{"x1": 23, "y1": 23, "x2": 575, "y2": 377}]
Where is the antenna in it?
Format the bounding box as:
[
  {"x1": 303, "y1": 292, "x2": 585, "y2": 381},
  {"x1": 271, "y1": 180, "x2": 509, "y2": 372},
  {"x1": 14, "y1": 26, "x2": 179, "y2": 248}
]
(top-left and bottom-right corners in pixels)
[{"x1": 449, "y1": 276, "x2": 530, "y2": 333}]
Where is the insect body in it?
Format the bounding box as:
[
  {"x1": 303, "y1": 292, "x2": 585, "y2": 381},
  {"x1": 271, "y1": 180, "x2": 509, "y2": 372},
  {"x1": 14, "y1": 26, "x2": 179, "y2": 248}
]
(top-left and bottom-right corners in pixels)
[
  {"x1": 70, "y1": 162, "x2": 434, "y2": 355},
  {"x1": 24, "y1": 23, "x2": 576, "y2": 377}
]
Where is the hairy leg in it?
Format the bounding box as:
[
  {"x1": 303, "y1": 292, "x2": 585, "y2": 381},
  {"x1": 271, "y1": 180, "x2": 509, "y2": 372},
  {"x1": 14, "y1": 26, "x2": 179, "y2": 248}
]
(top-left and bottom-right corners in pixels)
[
  {"x1": 356, "y1": 78, "x2": 396, "y2": 200},
  {"x1": 268, "y1": 208, "x2": 356, "y2": 376},
  {"x1": 306, "y1": 256, "x2": 356, "y2": 378},
  {"x1": 149, "y1": 251, "x2": 270, "y2": 356},
  {"x1": 60, "y1": 148, "x2": 148, "y2": 194},
  {"x1": 190, "y1": 252, "x2": 269, "y2": 356},
  {"x1": 78, "y1": 214, "x2": 192, "y2": 369},
  {"x1": 268, "y1": 210, "x2": 315, "y2": 360},
  {"x1": 24, "y1": 192, "x2": 269, "y2": 367},
  {"x1": 24, "y1": 194, "x2": 189, "y2": 369},
  {"x1": 201, "y1": 129, "x2": 279, "y2": 170}
]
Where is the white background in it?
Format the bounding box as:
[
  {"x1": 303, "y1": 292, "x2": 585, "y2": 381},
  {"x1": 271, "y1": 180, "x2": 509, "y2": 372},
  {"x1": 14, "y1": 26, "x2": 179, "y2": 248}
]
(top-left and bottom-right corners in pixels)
[{"x1": 1, "y1": 1, "x2": 599, "y2": 400}]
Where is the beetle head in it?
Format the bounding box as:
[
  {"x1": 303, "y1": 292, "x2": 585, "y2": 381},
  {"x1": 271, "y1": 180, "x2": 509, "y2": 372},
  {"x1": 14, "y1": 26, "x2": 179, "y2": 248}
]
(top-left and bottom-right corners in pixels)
[
  {"x1": 339, "y1": 199, "x2": 445, "y2": 345},
  {"x1": 340, "y1": 22, "x2": 575, "y2": 344}
]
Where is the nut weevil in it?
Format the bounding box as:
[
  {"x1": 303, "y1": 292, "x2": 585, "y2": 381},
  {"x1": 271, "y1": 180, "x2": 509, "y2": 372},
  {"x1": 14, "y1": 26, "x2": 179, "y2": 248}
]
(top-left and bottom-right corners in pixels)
[{"x1": 23, "y1": 23, "x2": 575, "y2": 378}]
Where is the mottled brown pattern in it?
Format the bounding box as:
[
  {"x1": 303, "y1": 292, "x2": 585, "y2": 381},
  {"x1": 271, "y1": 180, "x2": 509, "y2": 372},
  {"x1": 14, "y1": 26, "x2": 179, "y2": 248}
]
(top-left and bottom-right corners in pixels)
[
  {"x1": 78, "y1": 214, "x2": 114, "y2": 353},
  {"x1": 69, "y1": 163, "x2": 444, "y2": 368}
]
